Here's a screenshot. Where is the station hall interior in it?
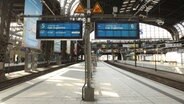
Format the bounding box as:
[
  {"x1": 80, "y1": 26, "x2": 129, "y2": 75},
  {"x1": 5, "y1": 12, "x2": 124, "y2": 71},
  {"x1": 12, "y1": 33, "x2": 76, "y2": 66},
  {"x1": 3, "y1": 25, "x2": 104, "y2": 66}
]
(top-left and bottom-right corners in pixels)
[{"x1": 0, "y1": 0, "x2": 184, "y2": 104}]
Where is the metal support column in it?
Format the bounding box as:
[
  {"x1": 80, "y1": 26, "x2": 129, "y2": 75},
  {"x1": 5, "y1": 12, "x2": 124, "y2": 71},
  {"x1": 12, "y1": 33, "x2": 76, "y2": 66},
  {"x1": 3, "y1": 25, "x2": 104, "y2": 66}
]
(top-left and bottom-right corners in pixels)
[
  {"x1": 0, "y1": 0, "x2": 12, "y2": 80},
  {"x1": 24, "y1": 49, "x2": 38, "y2": 72},
  {"x1": 155, "y1": 54, "x2": 157, "y2": 71},
  {"x1": 155, "y1": 48, "x2": 158, "y2": 71},
  {"x1": 31, "y1": 51, "x2": 38, "y2": 71},
  {"x1": 181, "y1": 52, "x2": 183, "y2": 66},
  {"x1": 56, "y1": 54, "x2": 61, "y2": 65},
  {"x1": 24, "y1": 48, "x2": 32, "y2": 72},
  {"x1": 61, "y1": 41, "x2": 67, "y2": 63},
  {"x1": 41, "y1": 41, "x2": 54, "y2": 66},
  {"x1": 134, "y1": 41, "x2": 137, "y2": 67},
  {"x1": 83, "y1": 0, "x2": 94, "y2": 101},
  {"x1": 70, "y1": 41, "x2": 75, "y2": 62}
]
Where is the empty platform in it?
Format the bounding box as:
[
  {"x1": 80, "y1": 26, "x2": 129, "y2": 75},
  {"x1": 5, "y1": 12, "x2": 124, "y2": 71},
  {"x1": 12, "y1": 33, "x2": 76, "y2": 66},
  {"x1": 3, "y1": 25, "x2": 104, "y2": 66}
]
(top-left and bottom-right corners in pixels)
[{"x1": 0, "y1": 62, "x2": 184, "y2": 104}]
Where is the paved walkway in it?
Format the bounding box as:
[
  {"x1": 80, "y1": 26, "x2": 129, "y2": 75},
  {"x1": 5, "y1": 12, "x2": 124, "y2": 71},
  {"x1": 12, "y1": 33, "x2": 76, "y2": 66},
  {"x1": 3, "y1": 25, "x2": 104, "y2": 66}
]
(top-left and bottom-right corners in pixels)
[{"x1": 0, "y1": 62, "x2": 184, "y2": 104}]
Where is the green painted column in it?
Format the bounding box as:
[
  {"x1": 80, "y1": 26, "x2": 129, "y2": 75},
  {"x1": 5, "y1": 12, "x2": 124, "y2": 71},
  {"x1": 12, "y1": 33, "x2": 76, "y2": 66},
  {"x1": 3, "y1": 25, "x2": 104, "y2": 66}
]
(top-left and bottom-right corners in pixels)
[{"x1": 0, "y1": 0, "x2": 12, "y2": 80}]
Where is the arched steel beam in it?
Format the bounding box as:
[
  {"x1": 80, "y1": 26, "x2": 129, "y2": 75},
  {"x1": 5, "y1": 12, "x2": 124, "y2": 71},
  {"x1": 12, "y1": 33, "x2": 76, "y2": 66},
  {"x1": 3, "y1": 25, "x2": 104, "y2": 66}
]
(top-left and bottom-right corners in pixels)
[
  {"x1": 66, "y1": 0, "x2": 75, "y2": 15},
  {"x1": 70, "y1": 1, "x2": 80, "y2": 15},
  {"x1": 167, "y1": 26, "x2": 179, "y2": 40}
]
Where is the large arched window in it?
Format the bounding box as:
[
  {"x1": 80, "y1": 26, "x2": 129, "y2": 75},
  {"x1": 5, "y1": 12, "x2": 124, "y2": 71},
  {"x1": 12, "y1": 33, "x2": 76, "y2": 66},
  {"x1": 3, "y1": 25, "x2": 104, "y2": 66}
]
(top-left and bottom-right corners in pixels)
[
  {"x1": 91, "y1": 23, "x2": 173, "y2": 42},
  {"x1": 174, "y1": 22, "x2": 184, "y2": 39},
  {"x1": 140, "y1": 23, "x2": 172, "y2": 40}
]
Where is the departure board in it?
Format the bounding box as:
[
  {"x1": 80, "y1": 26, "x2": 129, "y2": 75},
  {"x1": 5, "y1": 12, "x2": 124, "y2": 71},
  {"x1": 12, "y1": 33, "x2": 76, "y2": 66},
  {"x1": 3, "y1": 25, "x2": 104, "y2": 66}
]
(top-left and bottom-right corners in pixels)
[
  {"x1": 95, "y1": 21, "x2": 140, "y2": 39},
  {"x1": 36, "y1": 21, "x2": 82, "y2": 39}
]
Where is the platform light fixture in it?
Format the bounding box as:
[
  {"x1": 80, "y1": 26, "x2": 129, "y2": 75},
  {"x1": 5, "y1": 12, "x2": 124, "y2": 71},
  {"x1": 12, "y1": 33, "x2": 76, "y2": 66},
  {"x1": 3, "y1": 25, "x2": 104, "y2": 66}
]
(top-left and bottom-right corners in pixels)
[
  {"x1": 120, "y1": 8, "x2": 125, "y2": 10},
  {"x1": 123, "y1": 1, "x2": 129, "y2": 4},
  {"x1": 122, "y1": 5, "x2": 126, "y2": 7}
]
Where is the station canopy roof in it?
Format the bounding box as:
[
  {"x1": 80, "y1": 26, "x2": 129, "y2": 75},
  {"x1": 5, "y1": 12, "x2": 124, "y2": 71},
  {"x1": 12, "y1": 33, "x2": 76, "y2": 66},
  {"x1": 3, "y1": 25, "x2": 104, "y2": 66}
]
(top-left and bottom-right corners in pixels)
[
  {"x1": 81, "y1": 0, "x2": 184, "y2": 27},
  {"x1": 10, "y1": 0, "x2": 184, "y2": 38},
  {"x1": 11, "y1": 0, "x2": 184, "y2": 25}
]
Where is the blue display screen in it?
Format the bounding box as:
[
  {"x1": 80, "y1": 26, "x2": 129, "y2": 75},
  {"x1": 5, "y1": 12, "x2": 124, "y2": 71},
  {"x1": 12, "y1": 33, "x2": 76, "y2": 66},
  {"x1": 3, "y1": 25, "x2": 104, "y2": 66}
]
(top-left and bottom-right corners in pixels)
[
  {"x1": 95, "y1": 21, "x2": 140, "y2": 39},
  {"x1": 36, "y1": 21, "x2": 82, "y2": 39}
]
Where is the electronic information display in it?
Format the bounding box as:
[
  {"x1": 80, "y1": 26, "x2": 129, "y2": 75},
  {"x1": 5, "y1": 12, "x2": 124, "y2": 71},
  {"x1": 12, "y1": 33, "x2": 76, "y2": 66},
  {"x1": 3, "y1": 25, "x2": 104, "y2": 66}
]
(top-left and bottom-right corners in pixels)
[
  {"x1": 36, "y1": 21, "x2": 82, "y2": 39},
  {"x1": 95, "y1": 21, "x2": 140, "y2": 39}
]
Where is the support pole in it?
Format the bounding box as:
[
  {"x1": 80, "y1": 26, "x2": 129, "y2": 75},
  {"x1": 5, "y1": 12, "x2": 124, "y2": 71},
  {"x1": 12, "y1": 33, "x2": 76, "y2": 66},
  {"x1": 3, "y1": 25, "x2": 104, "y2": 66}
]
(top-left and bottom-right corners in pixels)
[
  {"x1": 41, "y1": 41, "x2": 54, "y2": 66},
  {"x1": 61, "y1": 41, "x2": 67, "y2": 63},
  {"x1": 134, "y1": 41, "x2": 137, "y2": 67},
  {"x1": 0, "y1": 0, "x2": 12, "y2": 81},
  {"x1": 83, "y1": 0, "x2": 94, "y2": 101},
  {"x1": 181, "y1": 52, "x2": 183, "y2": 66},
  {"x1": 86, "y1": 28, "x2": 92, "y2": 87},
  {"x1": 155, "y1": 48, "x2": 157, "y2": 71},
  {"x1": 24, "y1": 48, "x2": 31, "y2": 72}
]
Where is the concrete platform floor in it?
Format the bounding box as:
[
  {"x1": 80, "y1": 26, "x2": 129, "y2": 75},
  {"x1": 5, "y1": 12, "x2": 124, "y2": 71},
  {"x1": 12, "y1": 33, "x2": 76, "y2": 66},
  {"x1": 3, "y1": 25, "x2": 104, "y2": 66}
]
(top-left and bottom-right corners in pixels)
[{"x1": 0, "y1": 62, "x2": 184, "y2": 104}]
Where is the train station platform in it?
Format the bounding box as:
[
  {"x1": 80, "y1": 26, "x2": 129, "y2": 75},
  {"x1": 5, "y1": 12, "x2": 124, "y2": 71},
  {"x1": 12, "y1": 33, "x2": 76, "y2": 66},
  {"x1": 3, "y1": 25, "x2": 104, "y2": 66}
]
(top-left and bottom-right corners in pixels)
[
  {"x1": 4, "y1": 64, "x2": 60, "y2": 80},
  {"x1": 117, "y1": 60, "x2": 184, "y2": 74},
  {"x1": 1, "y1": 62, "x2": 184, "y2": 104}
]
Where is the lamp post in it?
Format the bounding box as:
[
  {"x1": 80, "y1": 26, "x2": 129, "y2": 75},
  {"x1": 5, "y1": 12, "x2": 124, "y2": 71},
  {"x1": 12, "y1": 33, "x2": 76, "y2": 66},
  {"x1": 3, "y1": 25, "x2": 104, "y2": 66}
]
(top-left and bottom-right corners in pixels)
[
  {"x1": 134, "y1": 42, "x2": 137, "y2": 67},
  {"x1": 143, "y1": 50, "x2": 146, "y2": 67},
  {"x1": 155, "y1": 48, "x2": 158, "y2": 71},
  {"x1": 143, "y1": 50, "x2": 146, "y2": 61}
]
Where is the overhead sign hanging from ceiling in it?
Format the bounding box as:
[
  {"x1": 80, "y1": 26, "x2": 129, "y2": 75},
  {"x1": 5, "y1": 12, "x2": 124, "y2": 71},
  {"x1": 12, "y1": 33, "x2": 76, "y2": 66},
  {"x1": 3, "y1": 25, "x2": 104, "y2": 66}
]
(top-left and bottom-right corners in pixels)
[
  {"x1": 74, "y1": 2, "x2": 103, "y2": 14},
  {"x1": 92, "y1": 2, "x2": 104, "y2": 14},
  {"x1": 95, "y1": 21, "x2": 140, "y2": 39},
  {"x1": 36, "y1": 21, "x2": 83, "y2": 39}
]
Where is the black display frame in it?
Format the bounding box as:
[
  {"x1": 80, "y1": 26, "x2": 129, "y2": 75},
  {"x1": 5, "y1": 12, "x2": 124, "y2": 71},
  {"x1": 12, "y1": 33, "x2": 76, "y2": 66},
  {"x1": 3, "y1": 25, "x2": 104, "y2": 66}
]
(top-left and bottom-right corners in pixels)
[
  {"x1": 36, "y1": 20, "x2": 83, "y2": 39},
  {"x1": 95, "y1": 21, "x2": 140, "y2": 39}
]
